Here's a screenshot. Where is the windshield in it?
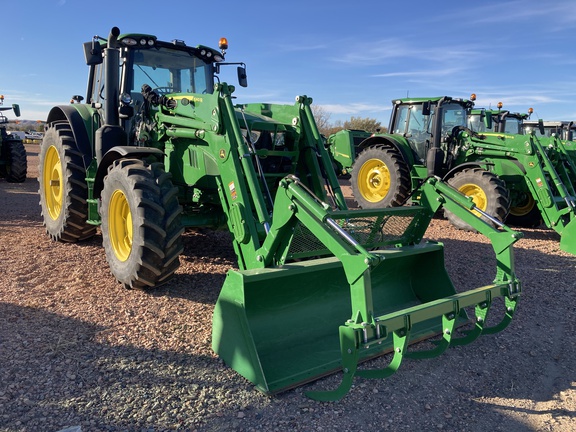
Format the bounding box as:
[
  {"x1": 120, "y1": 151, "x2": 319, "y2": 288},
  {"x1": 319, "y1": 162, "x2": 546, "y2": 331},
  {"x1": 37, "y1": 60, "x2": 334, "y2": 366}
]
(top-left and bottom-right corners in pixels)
[
  {"x1": 503, "y1": 117, "x2": 522, "y2": 134},
  {"x1": 467, "y1": 114, "x2": 487, "y2": 132},
  {"x1": 128, "y1": 47, "x2": 213, "y2": 96}
]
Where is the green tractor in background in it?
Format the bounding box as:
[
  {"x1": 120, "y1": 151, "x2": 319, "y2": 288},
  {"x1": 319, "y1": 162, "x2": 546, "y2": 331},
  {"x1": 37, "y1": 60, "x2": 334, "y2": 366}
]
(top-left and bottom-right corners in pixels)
[
  {"x1": 327, "y1": 96, "x2": 576, "y2": 253},
  {"x1": 467, "y1": 102, "x2": 532, "y2": 135},
  {"x1": 522, "y1": 119, "x2": 575, "y2": 139},
  {"x1": 328, "y1": 95, "x2": 509, "y2": 226},
  {"x1": 38, "y1": 28, "x2": 523, "y2": 400},
  {"x1": 0, "y1": 95, "x2": 27, "y2": 182}
]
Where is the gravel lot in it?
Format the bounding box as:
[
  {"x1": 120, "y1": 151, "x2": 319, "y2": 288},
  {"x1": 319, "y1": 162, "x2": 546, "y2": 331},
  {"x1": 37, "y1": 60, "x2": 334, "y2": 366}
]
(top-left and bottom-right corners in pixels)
[{"x1": 1, "y1": 144, "x2": 575, "y2": 431}]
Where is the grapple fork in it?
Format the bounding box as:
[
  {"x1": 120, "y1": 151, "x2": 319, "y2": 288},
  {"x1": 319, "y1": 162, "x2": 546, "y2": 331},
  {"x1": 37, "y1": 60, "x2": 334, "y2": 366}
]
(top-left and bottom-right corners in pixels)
[{"x1": 213, "y1": 177, "x2": 522, "y2": 401}]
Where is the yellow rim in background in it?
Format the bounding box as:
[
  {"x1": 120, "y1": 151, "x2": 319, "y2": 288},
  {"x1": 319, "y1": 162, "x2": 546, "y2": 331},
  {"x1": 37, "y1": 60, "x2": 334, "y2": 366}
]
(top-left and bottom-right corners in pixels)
[
  {"x1": 510, "y1": 195, "x2": 536, "y2": 216},
  {"x1": 358, "y1": 158, "x2": 391, "y2": 203},
  {"x1": 109, "y1": 190, "x2": 132, "y2": 262}
]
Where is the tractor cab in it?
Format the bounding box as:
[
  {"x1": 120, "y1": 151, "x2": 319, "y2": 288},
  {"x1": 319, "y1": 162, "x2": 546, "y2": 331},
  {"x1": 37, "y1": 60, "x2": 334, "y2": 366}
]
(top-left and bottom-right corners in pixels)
[
  {"x1": 523, "y1": 120, "x2": 576, "y2": 141},
  {"x1": 388, "y1": 96, "x2": 474, "y2": 168},
  {"x1": 83, "y1": 33, "x2": 245, "y2": 129},
  {"x1": 468, "y1": 103, "x2": 531, "y2": 135}
]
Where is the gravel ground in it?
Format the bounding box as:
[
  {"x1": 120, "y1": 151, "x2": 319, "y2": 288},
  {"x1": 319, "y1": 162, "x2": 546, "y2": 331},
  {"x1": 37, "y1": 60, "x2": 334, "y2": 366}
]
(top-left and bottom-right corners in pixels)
[{"x1": 1, "y1": 144, "x2": 575, "y2": 431}]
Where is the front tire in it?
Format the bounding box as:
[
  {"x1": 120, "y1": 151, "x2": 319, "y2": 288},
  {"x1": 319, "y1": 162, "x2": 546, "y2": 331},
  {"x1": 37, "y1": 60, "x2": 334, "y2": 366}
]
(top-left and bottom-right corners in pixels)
[
  {"x1": 1, "y1": 138, "x2": 27, "y2": 182},
  {"x1": 445, "y1": 168, "x2": 510, "y2": 231},
  {"x1": 351, "y1": 145, "x2": 411, "y2": 209},
  {"x1": 38, "y1": 123, "x2": 96, "y2": 242},
  {"x1": 100, "y1": 159, "x2": 184, "y2": 289}
]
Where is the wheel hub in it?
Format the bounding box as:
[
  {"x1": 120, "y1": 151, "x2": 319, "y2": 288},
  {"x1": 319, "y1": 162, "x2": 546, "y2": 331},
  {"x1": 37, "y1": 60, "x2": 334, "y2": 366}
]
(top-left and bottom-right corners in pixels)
[
  {"x1": 43, "y1": 145, "x2": 63, "y2": 220},
  {"x1": 458, "y1": 183, "x2": 487, "y2": 216},
  {"x1": 109, "y1": 189, "x2": 133, "y2": 262},
  {"x1": 358, "y1": 158, "x2": 391, "y2": 203}
]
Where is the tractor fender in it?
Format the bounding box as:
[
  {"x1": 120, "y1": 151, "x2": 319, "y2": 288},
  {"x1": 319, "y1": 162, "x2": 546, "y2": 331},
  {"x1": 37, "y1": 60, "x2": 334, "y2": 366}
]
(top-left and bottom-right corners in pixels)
[
  {"x1": 441, "y1": 161, "x2": 494, "y2": 181},
  {"x1": 93, "y1": 146, "x2": 165, "y2": 198},
  {"x1": 46, "y1": 105, "x2": 96, "y2": 170},
  {"x1": 355, "y1": 134, "x2": 417, "y2": 167}
]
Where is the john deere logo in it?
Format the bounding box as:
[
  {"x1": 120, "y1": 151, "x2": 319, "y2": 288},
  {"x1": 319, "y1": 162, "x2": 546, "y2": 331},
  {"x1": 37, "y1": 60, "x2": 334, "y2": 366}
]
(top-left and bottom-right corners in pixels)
[{"x1": 219, "y1": 149, "x2": 226, "y2": 159}]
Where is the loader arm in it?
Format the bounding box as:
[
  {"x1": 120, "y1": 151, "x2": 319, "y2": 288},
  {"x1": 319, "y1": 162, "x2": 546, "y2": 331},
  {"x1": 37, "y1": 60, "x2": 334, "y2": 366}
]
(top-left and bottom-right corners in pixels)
[{"x1": 454, "y1": 129, "x2": 576, "y2": 254}]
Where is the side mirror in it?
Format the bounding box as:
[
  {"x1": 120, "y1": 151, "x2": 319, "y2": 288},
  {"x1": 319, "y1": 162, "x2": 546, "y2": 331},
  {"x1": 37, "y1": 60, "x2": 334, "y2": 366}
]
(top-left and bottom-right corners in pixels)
[
  {"x1": 12, "y1": 104, "x2": 20, "y2": 117},
  {"x1": 422, "y1": 101, "x2": 431, "y2": 116},
  {"x1": 538, "y1": 119, "x2": 545, "y2": 136},
  {"x1": 84, "y1": 41, "x2": 103, "y2": 66},
  {"x1": 483, "y1": 111, "x2": 492, "y2": 130},
  {"x1": 237, "y1": 66, "x2": 248, "y2": 88}
]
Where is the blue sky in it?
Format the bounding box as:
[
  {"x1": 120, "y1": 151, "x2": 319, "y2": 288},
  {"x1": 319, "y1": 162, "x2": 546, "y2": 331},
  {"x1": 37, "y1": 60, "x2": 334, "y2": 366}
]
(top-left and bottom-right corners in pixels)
[{"x1": 2, "y1": 0, "x2": 576, "y2": 127}]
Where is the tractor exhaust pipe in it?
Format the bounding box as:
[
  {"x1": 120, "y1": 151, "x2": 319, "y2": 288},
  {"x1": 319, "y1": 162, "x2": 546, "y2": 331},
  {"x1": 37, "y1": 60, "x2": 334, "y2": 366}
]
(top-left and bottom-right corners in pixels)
[
  {"x1": 95, "y1": 26, "x2": 127, "y2": 163},
  {"x1": 104, "y1": 27, "x2": 121, "y2": 127}
]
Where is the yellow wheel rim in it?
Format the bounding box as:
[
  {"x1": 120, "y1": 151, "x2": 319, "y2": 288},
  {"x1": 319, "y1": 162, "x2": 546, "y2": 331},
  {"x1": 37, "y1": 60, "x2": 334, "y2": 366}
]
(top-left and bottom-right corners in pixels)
[
  {"x1": 357, "y1": 158, "x2": 391, "y2": 203},
  {"x1": 109, "y1": 190, "x2": 132, "y2": 262},
  {"x1": 43, "y1": 145, "x2": 63, "y2": 221},
  {"x1": 458, "y1": 183, "x2": 487, "y2": 217},
  {"x1": 510, "y1": 194, "x2": 536, "y2": 216}
]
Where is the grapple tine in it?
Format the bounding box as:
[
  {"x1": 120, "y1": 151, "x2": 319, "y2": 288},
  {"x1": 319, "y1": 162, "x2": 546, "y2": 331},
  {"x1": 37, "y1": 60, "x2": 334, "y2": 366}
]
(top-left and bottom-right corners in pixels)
[
  {"x1": 450, "y1": 300, "x2": 491, "y2": 346},
  {"x1": 405, "y1": 313, "x2": 456, "y2": 359},
  {"x1": 305, "y1": 326, "x2": 360, "y2": 402},
  {"x1": 481, "y1": 296, "x2": 518, "y2": 335},
  {"x1": 355, "y1": 328, "x2": 410, "y2": 379}
]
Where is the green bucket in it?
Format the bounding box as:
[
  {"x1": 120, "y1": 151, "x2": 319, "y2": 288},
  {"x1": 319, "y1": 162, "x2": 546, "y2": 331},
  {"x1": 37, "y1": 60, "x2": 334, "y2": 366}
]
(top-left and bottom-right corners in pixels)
[
  {"x1": 560, "y1": 217, "x2": 576, "y2": 255},
  {"x1": 212, "y1": 242, "x2": 466, "y2": 394}
]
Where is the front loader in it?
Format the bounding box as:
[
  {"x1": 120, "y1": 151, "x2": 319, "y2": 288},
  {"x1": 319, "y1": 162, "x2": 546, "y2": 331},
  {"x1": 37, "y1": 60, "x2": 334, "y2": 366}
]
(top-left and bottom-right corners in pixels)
[
  {"x1": 39, "y1": 28, "x2": 522, "y2": 400},
  {"x1": 0, "y1": 95, "x2": 27, "y2": 182}
]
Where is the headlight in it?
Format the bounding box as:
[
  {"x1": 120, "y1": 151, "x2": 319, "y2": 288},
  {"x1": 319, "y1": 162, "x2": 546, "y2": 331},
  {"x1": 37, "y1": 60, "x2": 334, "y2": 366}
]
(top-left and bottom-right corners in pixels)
[{"x1": 120, "y1": 92, "x2": 132, "y2": 105}]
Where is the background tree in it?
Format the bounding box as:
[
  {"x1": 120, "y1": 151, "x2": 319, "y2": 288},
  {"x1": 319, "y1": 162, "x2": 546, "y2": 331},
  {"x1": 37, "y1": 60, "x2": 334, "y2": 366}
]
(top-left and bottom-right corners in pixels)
[
  {"x1": 311, "y1": 104, "x2": 332, "y2": 137},
  {"x1": 343, "y1": 116, "x2": 386, "y2": 133}
]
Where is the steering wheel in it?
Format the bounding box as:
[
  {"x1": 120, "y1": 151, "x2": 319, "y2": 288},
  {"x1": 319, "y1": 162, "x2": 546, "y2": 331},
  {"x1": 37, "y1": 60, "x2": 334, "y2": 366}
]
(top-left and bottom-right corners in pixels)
[{"x1": 152, "y1": 87, "x2": 174, "y2": 95}]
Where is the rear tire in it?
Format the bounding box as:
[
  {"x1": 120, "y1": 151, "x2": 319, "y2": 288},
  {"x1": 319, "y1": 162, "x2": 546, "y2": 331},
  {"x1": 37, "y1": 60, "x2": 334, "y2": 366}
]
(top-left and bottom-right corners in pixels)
[
  {"x1": 38, "y1": 123, "x2": 96, "y2": 242},
  {"x1": 445, "y1": 168, "x2": 510, "y2": 231},
  {"x1": 1, "y1": 138, "x2": 27, "y2": 182},
  {"x1": 100, "y1": 159, "x2": 184, "y2": 289},
  {"x1": 351, "y1": 145, "x2": 411, "y2": 209}
]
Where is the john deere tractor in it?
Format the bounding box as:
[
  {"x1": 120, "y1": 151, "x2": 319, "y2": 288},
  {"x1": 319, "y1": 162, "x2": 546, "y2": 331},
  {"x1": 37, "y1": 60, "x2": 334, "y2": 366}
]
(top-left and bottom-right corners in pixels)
[
  {"x1": 0, "y1": 96, "x2": 27, "y2": 182},
  {"x1": 468, "y1": 103, "x2": 532, "y2": 135},
  {"x1": 327, "y1": 96, "x2": 576, "y2": 253},
  {"x1": 38, "y1": 28, "x2": 522, "y2": 400}
]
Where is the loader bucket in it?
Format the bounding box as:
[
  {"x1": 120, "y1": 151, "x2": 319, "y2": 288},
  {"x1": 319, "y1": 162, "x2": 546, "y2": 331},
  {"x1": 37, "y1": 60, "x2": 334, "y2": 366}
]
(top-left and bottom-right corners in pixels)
[
  {"x1": 559, "y1": 217, "x2": 576, "y2": 255},
  {"x1": 212, "y1": 242, "x2": 465, "y2": 395}
]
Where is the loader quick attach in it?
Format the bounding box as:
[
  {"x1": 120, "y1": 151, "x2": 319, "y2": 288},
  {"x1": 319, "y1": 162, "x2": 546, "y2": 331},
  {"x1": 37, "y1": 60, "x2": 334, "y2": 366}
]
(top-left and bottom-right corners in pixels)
[{"x1": 38, "y1": 27, "x2": 522, "y2": 401}]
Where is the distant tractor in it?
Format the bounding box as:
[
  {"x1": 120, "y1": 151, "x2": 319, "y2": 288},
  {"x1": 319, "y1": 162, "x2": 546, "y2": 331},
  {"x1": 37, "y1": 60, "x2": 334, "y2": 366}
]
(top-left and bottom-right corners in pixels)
[
  {"x1": 327, "y1": 96, "x2": 576, "y2": 253},
  {"x1": 0, "y1": 95, "x2": 27, "y2": 182},
  {"x1": 468, "y1": 103, "x2": 532, "y2": 134}
]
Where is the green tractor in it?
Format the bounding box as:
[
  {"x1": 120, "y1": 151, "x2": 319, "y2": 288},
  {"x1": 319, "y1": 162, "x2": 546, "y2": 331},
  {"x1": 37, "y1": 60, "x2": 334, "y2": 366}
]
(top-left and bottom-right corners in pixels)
[
  {"x1": 39, "y1": 28, "x2": 522, "y2": 400},
  {"x1": 521, "y1": 120, "x2": 576, "y2": 167},
  {"x1": 327, "y1": 96, "x2": 576, "y2": 253},
  {"x1": 467, "y1": 102, "x2": 532, "y2": 135},
  {"x1": 522, "y1": 119, "x2": 575, "y2": 139},
  {"x1": 0, "y1": 96, "x2": 27, "y2": 182}
]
